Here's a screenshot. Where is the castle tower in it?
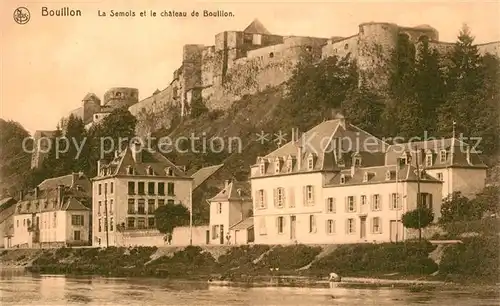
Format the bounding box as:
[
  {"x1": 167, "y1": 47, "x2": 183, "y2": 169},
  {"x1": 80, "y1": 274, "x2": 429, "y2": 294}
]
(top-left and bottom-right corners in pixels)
[
  {"x1": 356, "y1": 22, "x2": 400, "y2": 91},
  {"x1": 82, "y1": 93, "x2": 101, "y2": 124},
  {"x1": 103, "y1": 87, "x2": 139, "y2": 109}
]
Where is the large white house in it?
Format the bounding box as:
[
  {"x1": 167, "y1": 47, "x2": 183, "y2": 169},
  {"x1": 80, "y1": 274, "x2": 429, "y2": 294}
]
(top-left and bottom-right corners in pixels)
[
  {"x1": 250, "y1": 116, "x2": 452, "y2": 245},
  {"x1": 91, "y1": 141, "x2": 194, "y2": 247}
]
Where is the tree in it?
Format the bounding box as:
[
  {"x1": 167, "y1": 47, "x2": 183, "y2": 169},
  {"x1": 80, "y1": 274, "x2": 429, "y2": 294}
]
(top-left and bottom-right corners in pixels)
[
  {"x1": 402, "y1": 207, "x2": 435, "y2": 241},
  {"x1": 472, "y1": 186, "x2": 500, "y2": 217},
  {"x1": 340, "y1": 86, "x2": 385, "y2": 137},
  {"x1": 439, "y1": 192, "x2": 480, "y2": 224},
  {"x1": 389, "y1": 33, "x2": 416, "y2": 98},
  {"x1": 154, "y1": 202, "x2": 190, "y2": 236},
  {"x1": 0, "y1": 119, "x2": 32, "y2": 195}
]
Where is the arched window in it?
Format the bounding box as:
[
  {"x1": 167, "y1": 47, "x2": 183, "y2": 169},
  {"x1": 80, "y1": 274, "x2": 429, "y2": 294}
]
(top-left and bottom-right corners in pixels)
[{"x1": 269, "y1": 52, "x2": 274, "y2": 58}]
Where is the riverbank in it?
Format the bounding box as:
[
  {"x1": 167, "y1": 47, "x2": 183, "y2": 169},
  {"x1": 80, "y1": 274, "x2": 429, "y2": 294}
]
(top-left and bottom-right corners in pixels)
[{"x1": 1, "y1": 237, "x2": 498, "y2": 285}]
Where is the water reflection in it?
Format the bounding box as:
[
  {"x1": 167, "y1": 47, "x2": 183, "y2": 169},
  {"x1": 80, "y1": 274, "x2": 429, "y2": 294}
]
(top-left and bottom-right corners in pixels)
[{"x1": 0, "y1": 271, "x2": 498, "y2": 305}]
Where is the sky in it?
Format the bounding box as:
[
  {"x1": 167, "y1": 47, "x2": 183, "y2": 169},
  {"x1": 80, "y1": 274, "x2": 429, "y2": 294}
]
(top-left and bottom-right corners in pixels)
[{"x1": 1, "y1": 0, "x2": 499, "y2": 135}]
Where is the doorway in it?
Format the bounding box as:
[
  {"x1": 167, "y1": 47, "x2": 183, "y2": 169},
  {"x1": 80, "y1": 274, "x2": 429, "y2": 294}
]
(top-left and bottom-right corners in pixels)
[
  {"x1": 360, "y1": 217, "x2": 366, "y2": 239},
  {"x1": 219, "y1": 225, "x2": 224, "y2": 244},
  {"x1": 205, "y1": 230, "x2": 210, "y2": 244}
]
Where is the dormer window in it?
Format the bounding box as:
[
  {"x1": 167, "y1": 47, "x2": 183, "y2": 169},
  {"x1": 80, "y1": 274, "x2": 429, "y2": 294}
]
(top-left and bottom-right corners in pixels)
[
  {"x1": 307, "y1": 157, "x2": 314, "y2": 170},
  {"x1": 340, "y1": 174, "x2": 346, "y2": 184},
  {"x1": 363, "y1": 172, "x2": 368, "y2": 182},
  {"x1": 165, "y1": 167, "x2": 173, "y2": 176},
  {"x1": 147, "y1": 166, "x2": 154, "y2": 176},
  {"x1": 425, "y1": 153, "x2": 433, "y2": 167},
  {"x1": 126, "y1": 166, "x2": 134, "y2": 175},
  {"x1": 286, "y1": 159, "x2": 293, "y2": 173},
  {"x1": 385, "y1": 170, "x2": 391, "y2": 181},
  {"x1": 439, "y1": 150, "x2": 447, "y2": 162},
  {"x1": 353, "y1": 155, "x2": 361, "y2": 167},
  {"x1": 274, "y1": 160, "x2": 281, "y2": 174}
]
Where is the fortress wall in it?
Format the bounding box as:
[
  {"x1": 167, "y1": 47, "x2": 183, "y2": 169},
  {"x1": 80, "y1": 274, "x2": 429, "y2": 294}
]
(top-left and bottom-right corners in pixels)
[
  {"x1": 182, "y1": 44, "x2": 204, "y2": 91},
  {"x1": 322, "y1": 35, "x2": 359, "y2": 59},
  {"x1": 201, "y1": 46, "x2": 216, "y2": 88},
  {"x1": 477, "y1": 41, "x2": 500, "y2": 57},
  {"x1": 246, "y1": 43, "x2": 287, "y2": 59},
  {"x1": 103, "y1": 87, "x2": 139, "y2": 109},
  {"x1": 398, "y1": 26, "x2": 439, "y2": 42}
]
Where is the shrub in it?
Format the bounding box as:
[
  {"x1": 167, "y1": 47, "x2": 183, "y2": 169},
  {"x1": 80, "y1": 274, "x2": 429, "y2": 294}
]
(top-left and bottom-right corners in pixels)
[
  {"x1": 439, "y1": 237, "x2": 499, "y2": 283},
  {"x1": 217, "y1": 245, "x2": 270, "y2": 270},
  {"x1": 258, "y1": 245, "x2": 322, "y2": 271}
]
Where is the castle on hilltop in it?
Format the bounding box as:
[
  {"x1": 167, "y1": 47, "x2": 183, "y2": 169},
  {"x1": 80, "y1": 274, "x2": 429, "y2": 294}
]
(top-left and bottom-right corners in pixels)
[{"x1": 31, "y1": 19, "x2": 500, "y2": 169}]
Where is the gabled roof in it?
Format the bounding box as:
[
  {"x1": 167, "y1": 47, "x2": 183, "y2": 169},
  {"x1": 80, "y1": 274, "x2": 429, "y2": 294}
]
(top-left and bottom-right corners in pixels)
[
  {"x1": 209, "y1": 180, "x2": 252, "y2": 202},
  {"x1": 257, "y1": 119, "x2": 387, "y2": 175},
  {"x1": 0, "y1": 197, "x2": 15, "y2": 210},
  {"x1": 230, "y1": 217, "x2": 254, "y2": 230},
  {"x1": 191, "y1": 164, "x2": 224, "y2": 190},
  {"x1": 62, "y1": 198, "x2": 90, "y2": 211},
  {"x1": 38, "y1": 172, "x2": 89, "y2": 192},
  {"x1": 15, "y1": 186, "x2": 90, "y2": 215},
  {"x1": 243, "y1": 19, "x2": 271, "y2": 35}
]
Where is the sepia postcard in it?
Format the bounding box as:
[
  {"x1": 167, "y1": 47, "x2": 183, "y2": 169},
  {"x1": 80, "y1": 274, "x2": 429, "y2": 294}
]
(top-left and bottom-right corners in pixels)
[{"x1": 0, "y1": 0, "x2": 499, "y2": 305}]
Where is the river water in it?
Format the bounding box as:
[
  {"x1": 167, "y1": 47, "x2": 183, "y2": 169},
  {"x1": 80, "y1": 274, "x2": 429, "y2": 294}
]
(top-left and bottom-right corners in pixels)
[{"x1": 0, "y1": 270, "x2": 498, "y2": 305}]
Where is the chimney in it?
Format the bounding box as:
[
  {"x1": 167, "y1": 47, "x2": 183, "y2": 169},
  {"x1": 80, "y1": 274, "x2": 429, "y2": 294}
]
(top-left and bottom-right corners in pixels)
[
  {"x1": 335, "y1": 113, "x2": 346, "y2": 129},
  {"x1": 56, "y1": 185, "x2": 64, "y2": 206},
  {"x1": 71, "y1": 172, "x2": 78, "y2": 187},
  {"x1": 131, "y1": 140, "x2": 143, "y2": 163},
  {"x1": 18, "y1": 190, "x2": 24, "y2": 201},
  {"x1": 224, "y1": 179, "x2": 231, "y2": 190},
  {"x1": 34, "y1": 187, "x2": 39, "y2": 199},
  {"x1": 297, "y1": 145, "x2": 303, "y2": 171},
  {"x1": 97, "y1": 160, "x2": 102, "y2": 174},
  {"x1": 466, "y1": 147, "x2": 471, "y2": 164}
]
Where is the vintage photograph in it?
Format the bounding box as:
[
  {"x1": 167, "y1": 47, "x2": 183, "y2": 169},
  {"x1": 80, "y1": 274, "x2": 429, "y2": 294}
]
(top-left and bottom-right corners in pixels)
[{"x1": 0, "y1": 0, "x2": 499, "y2": 305}]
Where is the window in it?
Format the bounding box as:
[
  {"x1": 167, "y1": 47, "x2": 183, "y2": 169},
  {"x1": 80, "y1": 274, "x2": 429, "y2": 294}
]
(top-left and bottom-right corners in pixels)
[
  {"x1": 148, "y1": 182, "x2": 155, "y2": 195},
  {"x1": 165, "y1": 167, "x2": 174, "y2": 176},
  {"x1": 372, "y1": 217, "x2": 380, "y2": 233},
  {"x1": 440, "y1": 150, "x2": 447, "y2": 162},
  {"x1": 138, "y1": 199, "x2": 145, "y2": 214},
  {"x1": 346, "y1": 196, "x2": 356, "y2": 212},
  {"x1": 74, "y1": 230, "x2": 81, "y2": 241},
  {"x1": 436, "y1": 172, "x2": 443, "y2": 181},
  {"x1": 391, "y1": 193, "x2": 401, "y2": 210},
  {"x1": 137, "y1": 217, "x2": 146, "y2": 229},
  {"x1": 425, "y1": 154, "x2": 433, "y2": 167},
  {"x1": 305, "y1": 185, "x2": 314, "y2": 205},
  {"x1": 260, "y1": 163, "x2": 266, "y2": 175},
  {"x1": 98, "y1": 201, "x2": 101, "y2": 214},
  {"x1": 269, "y1": 52, "x2": 274, "y2": 58},
  {"x1": 167, "y1": 199, "x2": 174, "y2": 205},
  {"x1": 326, "y1": 198, "x2": 336, "y2": 213},
  {"x1": 110, "y1": 182, "x2": 114, "y2": 194},
  {"x1": 347, "y1": 218, "x2": 355, "y2": 234},
  {"x1": 340, "y1": 174, "x2": 346, "y2": 184},
  {"x1": 138, "y1": 182, "x2": 145, "y2": 195},
  {"x1": 361, "y1": 195, "x2": 367, "y2": 206},
  {"x1": 363, "y1": 172, "x2": 368, "y2": 182},
  {"x1": 212, "y1": 225, "x2": 220, "y2": 239},
  {"x1": 148, "y1": 199, "x2": 156, "y2": 214},
  {"x1": 98, "y1": 184, "x2": 102, "y2": 195},
  {"x1": 110, "y1": 200, "x2": 113, "y2": 214},
  {"x1": 167, "y1": 183, "x2": 175, "y2": 196},
  {"x1": 128, "y1": 182, "x2": 135, "y2": 195},
  {"x1": 354, "y1": 157, "x2": 361, "y2": 166},
  {"x1": 98, "y1": 219, "x2": 102, "y2": 232},
  {"x1": 128, "y1": 199, "x2": 135, "y2": 214},
  {"x1": 158, "y1": 183, "x2": 165, "y2": 195},
  {"x1": 309, "y1": 215, "x2": 316, "y2": 233},
  {"x1": 385, "y1": 171, "x2": 391, "y2": 180},
  {"x1": 158, "y1": 199, "x2": 165, "y2": 206},
  {"x1": 420, "y1": 192, "x2": 433, "y2": 210},
  {"x1": 127, "y1": 217, "x2": 135, "y2": 228},
  {"x1": 307, "y1": 157, "x2": 314, "y2": 170},
  {"x1": 147, "y1": 166, "x2": 154, "y2": 175},
  {"x1": 344, "y1": 43, "x2": 349, "y2": 50},
  {"x1": 110, "y1": 218, "x2": 114, "y2": 231},
  {"x1": 275, "y1": 161, "x2": 280, "y2": 173},
  {"x1": 148, "y1": 217, "x2": 155, "y2": 228},
  {"x1": 287, "y1": 160, "x2": 293, "y2": 172},
  {"x1": 127, "y1": 166, "x2": 134, "y2": 175},
  {"x1": 257, "y1": 189, "x2": 265, "y2": 208},
  {"x1": 276, "y1": 188, "x2": 285, "y2": 207},
  {"x1": 71, "y1": 215, "x2": 84, "y2": 226},
  {"x1": 104, "y1": 183, "x2": 108, "y2": 194},
  {"x1": 217, "y1": 202, "x2": 222, "y2": 214},
  {"x1": 277, "y1": 216, "x2": 284, "y2": 234},
  {"x1": 326, "y1": 220, "x2": 335, "y2": 234},
  {"x1": 372, "y1": 194, "x2": 381, "y2": 210}
]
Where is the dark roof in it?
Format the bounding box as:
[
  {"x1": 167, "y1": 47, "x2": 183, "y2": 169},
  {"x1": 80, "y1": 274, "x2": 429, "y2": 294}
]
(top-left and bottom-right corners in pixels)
[
  {"x1": 97, "y1": 144, "x2": 191, "y2": 179},
  {"x1": 209, "y1": 180, "x2": 252, "y2": 202},
  {"x1": 0, "y1": 197, "x2": 16, "y2": 210},
  {"x1": 191, "y1": 164, "x2": 224, "y2": 190},
  {"x1": 38, "y1": 172, "x2": 90, "y2": 192},
  {"x1": 243, "y1": 19, "x2": 271, "y2": 35},
  {"x1": 230, "y1": 217, "x2": 254, "y2": 230},
  {"x1": 82, "y1": 92, "x2": 101, "y2": 102},
  {"x1": 15, "y1": 187, "x2": 90, "y2": 215},
  {"x1": 256, "y1": 119, "x2": 387, "y2": 175}
]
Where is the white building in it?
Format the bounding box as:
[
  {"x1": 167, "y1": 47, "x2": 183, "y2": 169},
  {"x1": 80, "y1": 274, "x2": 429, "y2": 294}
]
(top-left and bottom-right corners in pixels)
[
  {"x1": 208, "y1": 180, "x2": 253, "y2": 245},
  {"x1": 91, "y1": 141, "x2": 194, "y2": 247},
  {"x1": 11, "y1": 185, "x2": 91, "y2": 248},
  {"x1": 250, "y1": 116, "x2": 444, "y2": 245}
]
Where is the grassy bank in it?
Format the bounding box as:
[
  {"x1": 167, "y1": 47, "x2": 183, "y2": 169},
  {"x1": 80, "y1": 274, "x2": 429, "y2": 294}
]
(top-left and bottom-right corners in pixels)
[{"x1": 1, "y1": 238, "x2": 497, "y2": 284}]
